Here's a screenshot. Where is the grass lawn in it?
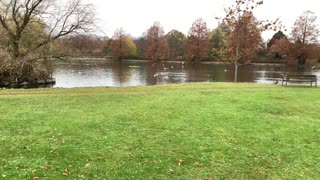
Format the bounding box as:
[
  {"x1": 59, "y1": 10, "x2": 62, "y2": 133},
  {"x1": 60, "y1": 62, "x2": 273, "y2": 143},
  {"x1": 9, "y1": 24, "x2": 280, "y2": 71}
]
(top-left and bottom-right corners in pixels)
[{"x1": 0, "y1": 83, "x2": 320, "y2": 179}]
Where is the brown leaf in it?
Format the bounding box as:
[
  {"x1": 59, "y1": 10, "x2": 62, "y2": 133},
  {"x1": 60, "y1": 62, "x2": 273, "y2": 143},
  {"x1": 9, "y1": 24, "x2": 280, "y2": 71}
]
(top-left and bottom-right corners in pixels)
[
  {"x1": 41, "y1": 165, "x2": 49, "y2": 170},
  {"x1": 96, "y1": 156, "x2": 105, "y2": 161},
  {"x1": 85, "y1": 163, "x2": 90, "y2": 168}
]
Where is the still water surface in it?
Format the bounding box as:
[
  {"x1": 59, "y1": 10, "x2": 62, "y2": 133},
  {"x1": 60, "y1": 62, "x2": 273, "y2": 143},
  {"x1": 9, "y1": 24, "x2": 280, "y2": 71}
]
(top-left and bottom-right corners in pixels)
[{"x1": 52, "y1": 60, "x2": 320, "y2": 88}]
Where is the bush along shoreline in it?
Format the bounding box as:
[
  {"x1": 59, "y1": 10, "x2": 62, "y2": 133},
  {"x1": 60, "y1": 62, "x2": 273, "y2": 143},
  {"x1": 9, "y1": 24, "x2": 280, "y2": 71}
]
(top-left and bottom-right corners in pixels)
[{"x1": 0, "y1": 78, "x2": 56, "y2": 88}]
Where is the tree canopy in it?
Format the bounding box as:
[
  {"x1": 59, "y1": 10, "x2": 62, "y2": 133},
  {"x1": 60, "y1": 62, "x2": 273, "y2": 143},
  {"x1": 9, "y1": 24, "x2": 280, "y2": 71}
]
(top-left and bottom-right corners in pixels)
[
  {"x1": 145, "y1": 22, "x2": 168, "y2": 61},
  {"x1": 185, "y1": 18, "x2": 210, "y2": 62},
  {"x1": 291, "y1": 11, "x2": 319, "y2": 45},
  {"x1": 267, "y1": 30, "x2": 287, "y2": 49},
  {"x1": 166, "y1": 30, "x2": 186, "y2": 60},
  {"x1": 208, "y1": 27, "x2": 227, "y2": 59}
]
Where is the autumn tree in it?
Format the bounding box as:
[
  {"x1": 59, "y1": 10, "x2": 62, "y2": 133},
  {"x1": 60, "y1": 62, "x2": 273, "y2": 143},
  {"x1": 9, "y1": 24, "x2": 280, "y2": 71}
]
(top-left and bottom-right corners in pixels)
[
  {"x1": 218, "y1": 21, "x2": 231, "y2": 36},
  {"x1": 134, "y1": 35, "x2": 148, "y2": 59},
  {"x1": 270, "y1": 38, "x2": 320, "y2": 65},
  {"x1": 145, "y1": 22, "x2": 168, "y2": 61},
  {"x1": 223, "y1": 0, "x2": 281, "y2": 82},
  {"x1": 101, "y1": 38, "x2": 112, "y2": 56},
  {"x1": 267, "y1": 31, "x2": 288, "y2": 59},
  {"x1": 166, "y1": 30, "x2": 186, "y2": 60},
  {"x1": 111, "y1": 28, "x2": 128, "y2": 60},
  {"x1": 267, "y1": 31, "x2": 287, "y2": 49},
  {"x1": 185, "y1": 18, "x2": 210, "y2": 62},
  {"x1": 228, "y1": 13, "x2": 264, "y2": 62},
  {"x1": 270, "y1": 11, "x2": 320, "y2": 65},
  {"x1": 55, "y1": 35, "x2": 106, "y2": 57},
  {"x1": 269, "y1": 37, "x2": 291, "y2": 58},
  {"x1": 291, "y1": 11, "x2": 319, "y2": 45},
  {"x1": 208, "y1": 27, "x2": 227, "y2": 60},
  {"x1": 124, "y1": 37, "x2": 137, "y2": 58},
  {"x1": 290, "y1": 11, "x2": 319, "y2": 64}
]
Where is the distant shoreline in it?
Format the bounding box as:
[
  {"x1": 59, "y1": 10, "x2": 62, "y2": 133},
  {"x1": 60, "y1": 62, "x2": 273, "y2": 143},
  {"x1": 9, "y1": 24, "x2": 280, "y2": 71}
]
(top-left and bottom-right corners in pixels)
[{"x1": 61, "y1": 57, "x2": 289, "y2": 66}]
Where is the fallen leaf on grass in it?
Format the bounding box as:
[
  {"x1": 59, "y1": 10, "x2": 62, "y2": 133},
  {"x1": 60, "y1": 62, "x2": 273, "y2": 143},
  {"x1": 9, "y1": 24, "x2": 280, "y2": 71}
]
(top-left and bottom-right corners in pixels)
[
  {"x1": 254, "y1": 168, "x2": 259, "y2": 173},
  {"x1": 195, "y1": 163, "x2": 204, "y2": 168},
  {"x1": 41, "y1": 165, "x2": 49, "y2": 170},
  {"x1": 85, "y1": 163, "x2": 90, "y2": 168},
  {"x1": 204, "y1": 177, "x2": 213, "y2": 180},
  {"x1": 96, "y1": 157, "x2": 105, "y2": 161},
  {"x1": 63, "y1": 169, "x2": 70, "y2": 176}
]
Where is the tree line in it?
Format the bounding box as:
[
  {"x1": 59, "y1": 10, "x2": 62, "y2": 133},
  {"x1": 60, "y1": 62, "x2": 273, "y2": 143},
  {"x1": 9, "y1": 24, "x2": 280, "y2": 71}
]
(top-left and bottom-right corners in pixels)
[{"x1": 58, "y1": 10, "x2": 320, "y2": 66}]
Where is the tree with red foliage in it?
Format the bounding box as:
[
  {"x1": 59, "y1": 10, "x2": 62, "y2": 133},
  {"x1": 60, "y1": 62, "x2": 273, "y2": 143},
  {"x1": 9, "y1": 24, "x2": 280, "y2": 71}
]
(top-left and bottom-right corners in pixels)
[
  {"x1": 270, "y1": 11, "x2": 320, "y2": 65},
  {"x1": 185, "y1": 18, "x2": 210, "y2": 62},
  {"x1": 145, "y1": 22, "x2": 168, "y2": 61},
  {"x1": 267, "y1": 31, "x2": 288, "y2": 59},
  {"x1": 223, "y1": 0, "x2": 282, "y2": 81},
  {"x1": 291, "y1": 11, "x2": 319, "y2": 64},
  {"x1": 267, "y1": 31, "x2": 287, "y2": 49},
  {"x1": 228, "y1": 13, "x2": 264, "y2": 63},
  {"x1": 111, "y1": 28, "x2": 128, "y2": 60}
]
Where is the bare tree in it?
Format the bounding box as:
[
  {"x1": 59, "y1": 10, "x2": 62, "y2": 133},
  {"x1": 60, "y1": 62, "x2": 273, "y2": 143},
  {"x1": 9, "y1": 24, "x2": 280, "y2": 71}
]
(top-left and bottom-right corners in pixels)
[
  {"x1": 0, "y1": 0, "x2": 95, "y2": 59},
  {"x1": 291, "y1": 11, "x2": 319, "y2": 45},
  {"x1": 0, "y1": 0, "x2": 95, "y2": 85}
]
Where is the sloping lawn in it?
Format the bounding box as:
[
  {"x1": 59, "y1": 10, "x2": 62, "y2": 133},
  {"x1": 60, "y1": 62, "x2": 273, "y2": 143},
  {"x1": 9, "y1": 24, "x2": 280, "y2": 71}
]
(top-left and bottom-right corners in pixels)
[{"x1": 0, "y1": 83, "x2": 319, "y2": 179}]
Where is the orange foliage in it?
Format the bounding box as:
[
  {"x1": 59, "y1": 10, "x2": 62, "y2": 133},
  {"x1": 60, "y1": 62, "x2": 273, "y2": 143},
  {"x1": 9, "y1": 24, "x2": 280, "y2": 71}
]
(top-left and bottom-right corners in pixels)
[
  {"x1": 227, "y1": 13, "x2": 263, "y2": 63},
  {"x1": 145, "y1": 22, "x2": 169, "y2": 61},
  {"x1": 223, "y1": 0, "x2": 282, "y2": 63},
  {"x1": 111, "y1": 28, "x2": 129, "y2": 60},
  {"x1": 185, "y1": 18, "x2": 210, "y2": 62},
  {"x1": 270, "y1": 38, "x2": 320, "y2": 64}
]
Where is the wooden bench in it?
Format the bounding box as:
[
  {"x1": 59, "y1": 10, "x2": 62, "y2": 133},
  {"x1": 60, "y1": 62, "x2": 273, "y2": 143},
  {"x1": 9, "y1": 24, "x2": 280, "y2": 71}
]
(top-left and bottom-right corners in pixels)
[{"x1": 282, "y1": 74, "x2": 317, "y2": 87}]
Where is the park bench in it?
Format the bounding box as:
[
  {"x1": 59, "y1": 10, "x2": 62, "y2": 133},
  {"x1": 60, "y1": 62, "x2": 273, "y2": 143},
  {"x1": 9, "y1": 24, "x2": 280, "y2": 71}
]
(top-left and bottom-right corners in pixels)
[{"x1": 282, "y1": 74, "x2": 317, "y2": 87}]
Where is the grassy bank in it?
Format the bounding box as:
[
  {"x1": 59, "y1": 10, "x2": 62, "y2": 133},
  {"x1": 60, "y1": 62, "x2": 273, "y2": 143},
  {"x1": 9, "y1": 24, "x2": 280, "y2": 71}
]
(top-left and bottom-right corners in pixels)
[{"x1": 0, "y1": 83, "x2": 320, "y2": 179}]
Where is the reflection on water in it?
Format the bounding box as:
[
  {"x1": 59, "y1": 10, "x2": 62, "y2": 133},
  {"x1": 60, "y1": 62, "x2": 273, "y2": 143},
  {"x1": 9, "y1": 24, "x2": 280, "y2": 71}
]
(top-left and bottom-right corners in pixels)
[{"x1": 52, "y1": 60, "x2": 320, "y2": 88}]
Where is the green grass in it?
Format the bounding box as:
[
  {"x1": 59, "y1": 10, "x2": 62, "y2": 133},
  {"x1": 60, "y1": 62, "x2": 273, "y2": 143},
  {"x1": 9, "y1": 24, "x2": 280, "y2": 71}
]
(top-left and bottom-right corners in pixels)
[{"x1": 0, "y1": 83, "x2": 320, "y2": 179}]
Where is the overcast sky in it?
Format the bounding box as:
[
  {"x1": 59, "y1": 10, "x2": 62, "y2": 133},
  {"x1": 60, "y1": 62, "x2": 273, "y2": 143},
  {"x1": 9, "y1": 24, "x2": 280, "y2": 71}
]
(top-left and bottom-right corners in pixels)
[{"x1": 87, "y1": 0, "x2": 320, "y2": 41}]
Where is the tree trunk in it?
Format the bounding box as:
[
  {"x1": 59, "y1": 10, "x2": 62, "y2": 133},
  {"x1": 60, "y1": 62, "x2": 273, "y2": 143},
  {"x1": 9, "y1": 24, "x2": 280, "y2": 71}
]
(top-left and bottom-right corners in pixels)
[
  {"x1": 12, "y1": 40, "x2": 20, "y2": 59},
  {"x1": 234, "y1": 62, "x2": 238, "y2": 83},
  {"x1": 235, "y1": 39, "x2": 240, "y2": 83}
]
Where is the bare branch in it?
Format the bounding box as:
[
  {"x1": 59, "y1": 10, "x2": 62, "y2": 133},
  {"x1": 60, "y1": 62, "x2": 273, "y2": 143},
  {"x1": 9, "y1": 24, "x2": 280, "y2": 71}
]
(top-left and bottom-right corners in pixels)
[{"x1": 0, "y1": 0, "x2": 96, "y2": 58}]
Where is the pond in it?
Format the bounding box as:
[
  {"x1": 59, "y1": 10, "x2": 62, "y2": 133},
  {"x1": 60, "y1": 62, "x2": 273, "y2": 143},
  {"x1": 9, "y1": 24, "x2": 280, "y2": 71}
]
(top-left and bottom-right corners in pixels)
[{"x1": 52, "y1": 59, "x2": 320, "y2": 88}]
